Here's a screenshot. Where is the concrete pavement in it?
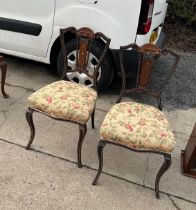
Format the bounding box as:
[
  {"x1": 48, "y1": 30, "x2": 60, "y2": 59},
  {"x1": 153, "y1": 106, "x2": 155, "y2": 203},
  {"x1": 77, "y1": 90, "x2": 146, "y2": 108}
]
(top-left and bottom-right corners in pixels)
[{"x1": 0, "y1": 54, "x2": 196, "y2": 209}]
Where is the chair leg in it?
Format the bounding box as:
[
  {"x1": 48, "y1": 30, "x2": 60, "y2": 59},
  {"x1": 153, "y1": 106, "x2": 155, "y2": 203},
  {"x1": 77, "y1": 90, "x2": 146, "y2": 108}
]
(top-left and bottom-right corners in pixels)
[
  {"x1": 155, "y1": 154, "x2": 172, "y2": 199},
  {"x1": 0, "y1": 59, "x2": 9, "y2": 98},
  {"x1": 25, "y1": 107, "x2": 35, "y2": 150},
  {"x1": 91, "y1": 108, "x2": 95, "y2": 129},
  {"x1": 92, "y1": 140, "x2": 106, "y2": 185},
  {"x1": 116, "y1": 90, "x2": 124, "y2": 104},
  {"x1": 158, "y1": 98, "x2": 162, "y2": 111},
  {"x1": 77, "y1": 124, "x2": 87, "y2": 168}
]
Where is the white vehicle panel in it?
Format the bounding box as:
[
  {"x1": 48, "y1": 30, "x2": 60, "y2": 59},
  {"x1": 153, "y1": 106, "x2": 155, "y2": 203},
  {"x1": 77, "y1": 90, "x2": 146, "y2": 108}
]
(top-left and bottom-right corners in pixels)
[
  {"x1": 0, "y1": 0, "x2": 168, "y2": 65},
  {"x1": 0, "y1": 0, "x2": 55, "y2": 57},
  {"x1": 54, "y1": 0, "x2": 142, "y2": 49}
]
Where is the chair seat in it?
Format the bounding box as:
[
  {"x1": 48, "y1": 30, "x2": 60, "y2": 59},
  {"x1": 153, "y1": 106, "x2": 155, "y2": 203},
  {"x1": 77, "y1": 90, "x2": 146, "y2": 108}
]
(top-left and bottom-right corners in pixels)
[
  {"x1": 28, "y1": 80, "x2": 97, "y2": 124},
  {"x1": 100, "y1": 102, "x2": 175, "y2": 153}
]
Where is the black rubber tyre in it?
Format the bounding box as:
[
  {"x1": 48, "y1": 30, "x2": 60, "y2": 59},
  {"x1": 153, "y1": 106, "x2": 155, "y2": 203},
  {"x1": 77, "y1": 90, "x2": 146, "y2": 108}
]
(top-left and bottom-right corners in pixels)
[{"x1": 57, "y1": 39, "x2": 114, "y2": 91}]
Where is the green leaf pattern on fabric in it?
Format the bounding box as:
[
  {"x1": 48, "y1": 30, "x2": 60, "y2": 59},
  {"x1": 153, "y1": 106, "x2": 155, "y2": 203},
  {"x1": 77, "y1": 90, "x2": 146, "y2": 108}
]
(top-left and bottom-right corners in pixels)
[
  {"x1": 100, "y1": 102, "x2": 175, "y2": 153},
  {"x1": 28, "y1": 80, "x2": 97, "y2": 124}
]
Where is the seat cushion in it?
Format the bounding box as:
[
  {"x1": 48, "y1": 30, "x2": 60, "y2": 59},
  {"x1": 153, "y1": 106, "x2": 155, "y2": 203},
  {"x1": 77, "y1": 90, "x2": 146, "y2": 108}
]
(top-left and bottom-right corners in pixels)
[
  {"x1": 28, "y1": 80, "x2": 97, "y2": 124},
  {"x1": 100, "y1": 102, "x2": 175, "y2": 153}
]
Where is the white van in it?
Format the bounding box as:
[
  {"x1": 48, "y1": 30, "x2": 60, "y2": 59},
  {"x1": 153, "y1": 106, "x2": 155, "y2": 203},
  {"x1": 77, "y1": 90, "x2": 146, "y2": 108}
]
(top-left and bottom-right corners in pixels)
[{"x1": 0, "y1": 0, "x2": 168, "y2": 90}]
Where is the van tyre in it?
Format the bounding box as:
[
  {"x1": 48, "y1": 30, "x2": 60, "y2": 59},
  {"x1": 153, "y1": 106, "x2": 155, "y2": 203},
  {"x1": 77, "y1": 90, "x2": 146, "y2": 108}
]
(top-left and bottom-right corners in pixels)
[{"x1": 57, "y1": 39, "x2": 114, "y2": 91}]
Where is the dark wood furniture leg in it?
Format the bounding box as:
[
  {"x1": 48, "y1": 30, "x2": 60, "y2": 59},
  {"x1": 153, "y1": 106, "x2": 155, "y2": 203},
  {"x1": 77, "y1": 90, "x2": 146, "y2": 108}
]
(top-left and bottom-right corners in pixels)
[
  {"x1": 26, "y1": 107, "x2": 35, "y2": 150},
  {"x1": 91, "y1": 108, "x2": 95, "y2": 129},
  {"x1": 181, "y1": 123, "x2": 196, "y2": 179},
  {"x1": 77, "y1": 124, "x2": 87, "y2": 168},
  {"x1": 155, "y1": 154, "x2": 172, "y2": 199},
  {"x1": 0, "y1": 56, "x2": 9, "y2": 98},
  {"x1": 93, "y1": 140, "x2": 172, "y2": 199},
  {"x1": 92, "y1": 140, "x2": 106, "y2": 185}
]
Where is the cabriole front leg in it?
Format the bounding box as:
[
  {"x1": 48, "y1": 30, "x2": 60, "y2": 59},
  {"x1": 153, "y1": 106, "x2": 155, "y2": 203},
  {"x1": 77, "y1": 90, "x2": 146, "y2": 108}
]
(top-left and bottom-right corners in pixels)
[
  {"x1": 0, "y1": 57, "x2": 9, "y2": 98},
  {"x1": 158, "y1": 98, "x2": 162, "y2": 111},
  {"x1": 155, "y1": 154, "x2": 172, "y2": 199},
  {"x1": 91, "y1": 108, "x2": 95, "y2": 129},
  {"x1": 25, "y1": 107, "x2": 35, "y2": 150},
  {"x1": 92, "y1": 140, "x2": 106, "y2": 185},
  {"x1": 77, "y1": 124, "x2": 87, "y2": 168}
]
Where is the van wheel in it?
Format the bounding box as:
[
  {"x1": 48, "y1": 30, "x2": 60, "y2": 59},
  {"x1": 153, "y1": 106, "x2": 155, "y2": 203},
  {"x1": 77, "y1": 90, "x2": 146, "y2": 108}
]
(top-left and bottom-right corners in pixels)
[{"x1": 57, "y1": 39, "x2": 114, "y2": 91}]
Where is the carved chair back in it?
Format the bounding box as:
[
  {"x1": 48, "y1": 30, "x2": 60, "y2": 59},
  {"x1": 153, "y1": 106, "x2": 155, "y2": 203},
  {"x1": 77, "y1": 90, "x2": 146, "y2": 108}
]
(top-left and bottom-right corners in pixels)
[
  {"x1": 60, "y1": 27, "x2": 111, "y2": 91},
  {"x1": 117, "y1": 43, "x2": 180, "y2": 110}
]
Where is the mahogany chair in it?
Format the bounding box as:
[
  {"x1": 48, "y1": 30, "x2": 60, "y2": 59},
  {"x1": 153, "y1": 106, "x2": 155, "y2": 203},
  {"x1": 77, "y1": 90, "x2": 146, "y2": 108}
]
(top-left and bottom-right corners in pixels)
[
  {"x1": 25, "y1": 27, "x2": 110, "y2": 168},
  {"x1": 0, "y1": 56, "x2": 9, "y2": 98},
  {"x1": 92, "y1": 44, "x2": 180, "y2": 198}
]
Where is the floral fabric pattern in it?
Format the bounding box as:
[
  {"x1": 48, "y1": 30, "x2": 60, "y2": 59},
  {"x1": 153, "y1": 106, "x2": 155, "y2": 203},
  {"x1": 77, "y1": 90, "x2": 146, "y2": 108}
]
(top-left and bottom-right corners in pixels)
[
  {"x1": 100, "y1": 102, "x2": 175, "y2": 153},
  {"x1": 28, "y1": 80, "x2": 97, "y2": 124}
]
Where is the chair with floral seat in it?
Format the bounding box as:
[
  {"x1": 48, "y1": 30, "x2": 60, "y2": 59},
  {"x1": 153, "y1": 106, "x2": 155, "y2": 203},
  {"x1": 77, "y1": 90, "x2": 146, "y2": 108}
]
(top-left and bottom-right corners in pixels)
[
  {"x1": 25, "y1": 27, "x2": 111, "y2": 168},
  {"x1": 92, "y1": 43, "x2": 180, "y2": 198},
  {"x1": 0, "y1": 56, "x2": 9, "y2": 98}
]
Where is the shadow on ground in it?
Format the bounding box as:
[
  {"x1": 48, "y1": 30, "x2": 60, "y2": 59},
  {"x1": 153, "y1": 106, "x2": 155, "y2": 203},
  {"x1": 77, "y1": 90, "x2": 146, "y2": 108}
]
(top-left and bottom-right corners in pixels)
[
  {"x1": 106, "y1": 52, "x2": 196, "y2": 111},
  {"x1": 3, "y1": 51, "x2": 196, "y2": 111}
]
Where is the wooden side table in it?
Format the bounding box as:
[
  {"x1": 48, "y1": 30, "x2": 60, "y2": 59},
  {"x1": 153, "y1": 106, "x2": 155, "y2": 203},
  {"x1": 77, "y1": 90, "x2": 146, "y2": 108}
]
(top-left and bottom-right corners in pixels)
[
  {"x1": 181, "y1": 123, "x2": 196, "y2": 179},
  {"x1": 0, "y1": 56, "x2": 9, "y2": 98}
]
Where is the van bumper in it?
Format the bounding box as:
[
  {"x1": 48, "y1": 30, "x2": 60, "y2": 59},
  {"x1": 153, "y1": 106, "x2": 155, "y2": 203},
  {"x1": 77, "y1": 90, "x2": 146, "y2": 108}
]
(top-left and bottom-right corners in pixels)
[{"x1": 156, "y1": 31, "x2": 166, "y2": 48}]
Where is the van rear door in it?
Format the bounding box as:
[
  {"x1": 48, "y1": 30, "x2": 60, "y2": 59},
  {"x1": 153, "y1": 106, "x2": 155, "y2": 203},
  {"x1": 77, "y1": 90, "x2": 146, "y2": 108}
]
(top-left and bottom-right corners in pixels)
[
  {"x1": 136, "y1": 0, "x2": 168, "y2": 45},
  {"x1": 152, "y1": 0, "x2": 168, "y2": 30}
]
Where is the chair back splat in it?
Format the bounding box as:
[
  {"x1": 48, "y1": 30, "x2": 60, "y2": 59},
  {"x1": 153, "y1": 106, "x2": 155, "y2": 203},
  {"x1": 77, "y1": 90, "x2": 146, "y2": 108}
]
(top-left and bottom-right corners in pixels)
[
  {"x1": 117, "y1": 43, "x2": 180, "y2": 110},
  {"x1": 60, "y1": 27, "x2": 111, "y2": 92}
]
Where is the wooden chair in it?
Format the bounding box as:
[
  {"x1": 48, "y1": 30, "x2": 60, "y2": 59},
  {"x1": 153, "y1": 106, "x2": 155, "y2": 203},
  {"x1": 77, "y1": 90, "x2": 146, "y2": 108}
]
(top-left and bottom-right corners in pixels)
[
  {"x1": 0, "y1": 56, "x2": 9, "y2": 98},
  {"x1": 92, "y1": 44, "x2": 180, "y2": 198},
  {"x1": 25, "y1": 27, "x2": 110, "y2": 168}
]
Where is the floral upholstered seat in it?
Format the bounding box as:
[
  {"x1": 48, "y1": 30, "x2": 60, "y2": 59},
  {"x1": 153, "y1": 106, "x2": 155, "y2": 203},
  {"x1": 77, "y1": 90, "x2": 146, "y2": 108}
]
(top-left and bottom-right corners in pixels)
[
  {"x1": 100, "y1": 101, "x2": 175, "y2": 153},
  {"x1": 28, "y1": 80, "x2": 97, "y2": 124}
]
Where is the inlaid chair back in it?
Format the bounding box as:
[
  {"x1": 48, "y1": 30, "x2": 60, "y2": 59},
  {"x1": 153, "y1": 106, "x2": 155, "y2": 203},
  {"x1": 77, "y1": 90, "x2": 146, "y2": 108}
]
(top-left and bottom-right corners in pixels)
[
  {"x1": 60, "y1": 27, "x2": 111, "y2": 91},
  {"x1": 117, "y1": 43, "x2": 180, "y2": 110}
]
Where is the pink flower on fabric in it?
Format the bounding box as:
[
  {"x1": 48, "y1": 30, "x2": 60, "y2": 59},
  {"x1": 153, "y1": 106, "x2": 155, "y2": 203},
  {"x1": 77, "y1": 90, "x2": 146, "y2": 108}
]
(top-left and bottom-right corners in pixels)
[
  {"x1": 125, "y1": 123, "x2": 133, "y2": 132},
  {"x1": 139, "y1": 118, "x2": 146, "y2": 126},
  {"x1": 46, "y1": 96, "x2": 52, "y2": 104},
  {"x1": 127, "y1": 108, "x2": 132, "y2": 114},
  {"x1": 102, "y1": 123, "x2": 108, "y2": 127},
  {"x1": 57, "y1": 87, "x2": 64, "y2": 92},
  {"x1": 135, "y1": 106, "x2": 141, "y2": 113},
  {"x1": 160, "y1": 133, "x2": 167, "y2": 138},
  {"x1": 72, "y1": 104, "x2": 80, "y2": 109},
  {"x1": 159, "y1": 117, "x2": 165, "y2": 121},
  {"x1": 61, "y1": 95, "x2": 67, "y2": 100}
]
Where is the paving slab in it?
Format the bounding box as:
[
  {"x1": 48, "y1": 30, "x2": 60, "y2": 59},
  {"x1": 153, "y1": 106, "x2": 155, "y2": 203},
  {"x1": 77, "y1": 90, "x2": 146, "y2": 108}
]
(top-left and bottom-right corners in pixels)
[
  {"x1": 0, "y1": 141, "x2": 189, "y2": 210},
  {"x1": 171, "y1": 197, "x2": 196, "y2": 210}
]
